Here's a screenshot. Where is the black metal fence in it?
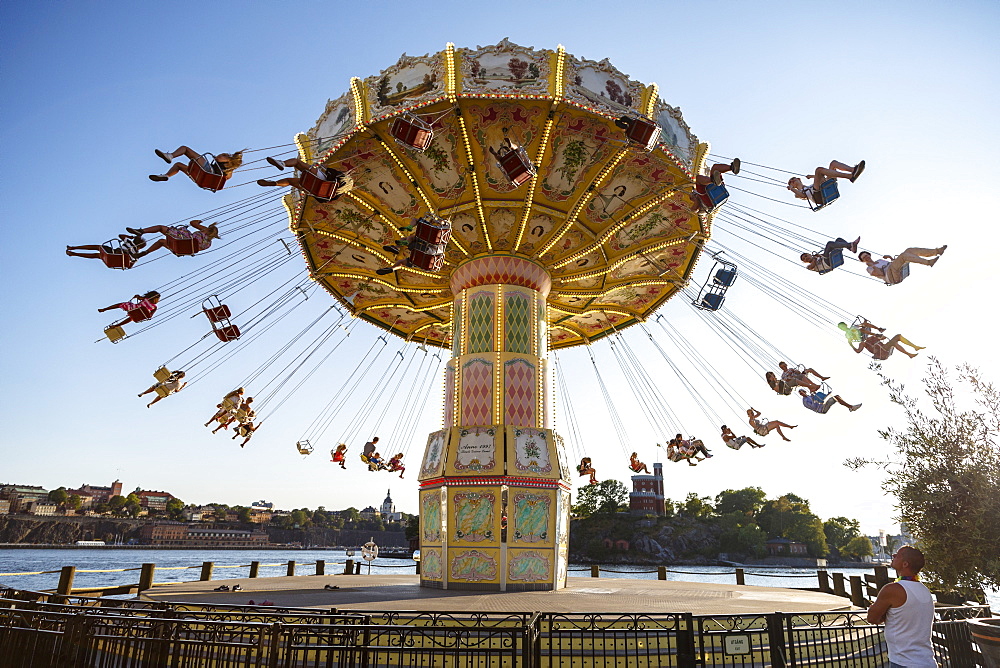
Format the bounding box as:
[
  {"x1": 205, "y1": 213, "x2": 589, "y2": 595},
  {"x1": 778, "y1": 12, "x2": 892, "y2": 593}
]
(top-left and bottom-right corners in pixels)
[{"x1": 0, "y1": 589, "x2": 992, "y2": 667}]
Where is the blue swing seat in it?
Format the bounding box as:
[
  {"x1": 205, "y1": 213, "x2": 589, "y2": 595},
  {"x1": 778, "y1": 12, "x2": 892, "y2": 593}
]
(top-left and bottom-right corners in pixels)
[
  {"x1": 816, "y1": 248, "x2": 845, "y2": 275},
  {"x1": 714, "y1": 268, "x2": 737, "y2": 287},
  {"x1": 700, "y1": 292, "x2": 725, "y2": 311},
  {"x1": 809, "y1": 179, "x2": 841, "y2": 211}
]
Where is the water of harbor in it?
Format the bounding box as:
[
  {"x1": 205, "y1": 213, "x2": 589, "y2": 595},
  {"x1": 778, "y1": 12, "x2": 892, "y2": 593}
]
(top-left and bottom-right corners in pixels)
[{"x1": 1, "y1": 548, "x2": 995, "y2": 610}]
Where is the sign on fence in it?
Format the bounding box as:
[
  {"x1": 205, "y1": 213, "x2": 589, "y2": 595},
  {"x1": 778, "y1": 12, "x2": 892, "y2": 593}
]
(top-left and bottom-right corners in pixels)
[{"x1": 723, "y1": 634, "x2": 752, "y2": 655}]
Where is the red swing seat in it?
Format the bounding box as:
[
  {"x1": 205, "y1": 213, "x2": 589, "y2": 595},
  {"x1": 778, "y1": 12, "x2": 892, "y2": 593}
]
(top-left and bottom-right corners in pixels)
[
  {"x1": 389, "y1": 113, "x2": 434, "y2": 151},
  {"x1": 187, "y1": 153, "x2": 228, "y2": 192},
  {"x1": 413, "y1": 214, "x2": 452, "y2": 245},
  {"x1": 406, "y1": 238, "x2": 446, "y2": 271},
  {"x1": 620, "y1": 116, "x2": 661, "y2": 151},
  {"x1": 165, "y1": 235, "x2": 200, "y2": 256},
  {"x1": 298, "y1": 168, "x2": 345, "y2": 202},
  {"x1": 99, "y1": 240, "x2": 136, "y2": 270},
  {"x1": 202, "y1": 295, "x2": 241, "y2": 342},
  {"x1": 491, "y1": 141, "x2": 536, "y2": 187},
  {"x1": 127, "y1": 303, "x2": 156, "y2": 323}
]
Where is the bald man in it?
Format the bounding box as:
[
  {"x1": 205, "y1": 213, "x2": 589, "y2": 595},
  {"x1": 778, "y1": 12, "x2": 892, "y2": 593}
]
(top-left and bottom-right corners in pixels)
[{"x1": 867, "y1": 545, "x2": 936, "y2": 668}]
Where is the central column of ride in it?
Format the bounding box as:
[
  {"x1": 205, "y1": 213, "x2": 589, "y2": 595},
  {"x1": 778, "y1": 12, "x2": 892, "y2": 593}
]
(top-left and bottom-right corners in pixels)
[{"x1": 417, "y1": 255, "x2": 571, "y2": 591}]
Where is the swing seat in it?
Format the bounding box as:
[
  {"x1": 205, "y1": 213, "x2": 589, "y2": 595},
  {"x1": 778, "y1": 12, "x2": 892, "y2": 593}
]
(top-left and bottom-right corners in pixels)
[
  {"x1": 885, "y1": 263, "x2": 910, "y2": 286},
  {"x1": 187, "y1": 154, "x2": 227, "y2": 192},
  {"x1": 413, "y1": 215, "x2": 452, "y2": 245},
  {"x1": 406, "y1": 239, "x2": 446, "y2": 272},
  {"x1": 620, "y1": 117, "x2": 661, "y2": 151},
  {"x1": 213, "y1": 324, "x2": 241, "y2": 342},
  {"x1": 809, "y1": 179, "x2": 840, "y2": 211},
  {"x1": 699, "y1": 292, "x2": 725, "y2": 311},
  {"x1": 153, "y1": 366, "x2": 173, "y2": 382},
  {"x1": 154, "y1": 385, "x2": 173, "y2": 398},
  {"x1": 816, "y1": 248, "x2": 845, "y2": 275},
  {"x1": 296, "y1": 440, "x2": 314, "y2": 455},
  {"x1": 493, "y1": 145, "x2": 536, "y2": 187},
  {"x1": 99, "y1": 242, "x2": 136, "y2": 270},
  {"x1": 775, "y1": 380, "x2": 793, "y2": 396},
  {"x1": 204, "y1": 304, "x2": 232, "y2": 323},
  {"x1": 389, "y1": 113, "x2": 434, "y2": 151},
  {"x1": 127, "y1": 304, "x2": 156, "y2": 323},
  {"x1": 165, "y1": 235, "x2": 200, "y2": 256},
  {"x1": 104, "y1": 325, "x2": 127, "y2": 343},
  {"x1": 299, "y1": 168, "x2": 344, "y2": 202},
  {"x1": 703, "y1": 183, "x2": 729, "y2": 210},
  {"x1": 714, "y1": 268, "x2": 737, "y2": 287}
]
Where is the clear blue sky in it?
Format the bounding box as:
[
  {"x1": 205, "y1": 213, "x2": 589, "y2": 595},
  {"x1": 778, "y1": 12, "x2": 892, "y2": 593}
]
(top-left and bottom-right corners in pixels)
[{"x1": 2, "y1": 1, "x2": 998, "y2": 534}]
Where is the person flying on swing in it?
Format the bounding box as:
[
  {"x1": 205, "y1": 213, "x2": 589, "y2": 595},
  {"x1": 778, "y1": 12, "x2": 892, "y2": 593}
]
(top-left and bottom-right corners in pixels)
[
  {"x1": 798, "y1": 388, "x2": 862, "y2": 414},
  {"x1": 124, "y1": 220, "x2": 220, "y2": 258},
  {"x1": 331, "y1": 443, "x2": 348, "y2": 469},
  {"x1": 577, "y1": 457, "x2": 598, "y2": 484},
  {"x1": 149, "y1": 146, "x2": 245, "y2": 184},
  {"x1": 139, "y1": 371, "x2": 187, "y2": 408},
  {"x1": 67, "y1": 233, "x2": 146, "y2": 261},
  {"x1": 258, "y1": 156, "x2": 354, "y2": 201},
  {"x1": 858, "y1": 246, "x2": 946, "y2": 285},
  {"x1": 838, "y1": 319, "x2": 924, "y2": 360},
  {"x1": 98, "y1": 291, "x2": 161, "y2": 329},
  {"x1": 800, "y1": 236, "x2": 860, "y2": 272},
  {"x1": 690, "y1": 159, "x2": 740, "y2": 211},
  {"x1": 778, "y1": 361, "x2": 828, "y2": 393},
  {"x1": 387, "y1": 453, "x2": 406, "y2": 478},
  {"x1": 747, "y1": 408, "x2": 796, "y2": 441},
  {"x1": 720, "y1": 425, "x2": 764, "y2": 450},
  {"x1": 787, "y1": 159, "x2": 865, "y2": 206},
  {"x1": 629, "y1": 452, "x2": 651, "y2": 474}
]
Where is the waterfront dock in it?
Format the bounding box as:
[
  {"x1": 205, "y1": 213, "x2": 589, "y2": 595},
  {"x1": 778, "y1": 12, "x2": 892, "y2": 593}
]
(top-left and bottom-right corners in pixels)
[{"x1": 141, "y1": 573, "x2": 854, "y2": 614}]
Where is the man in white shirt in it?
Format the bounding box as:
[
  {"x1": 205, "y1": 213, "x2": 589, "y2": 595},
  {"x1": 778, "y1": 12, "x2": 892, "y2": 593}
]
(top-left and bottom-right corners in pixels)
[{"x1": 867, "y1": 545, "x2": 936, "y2": 668}]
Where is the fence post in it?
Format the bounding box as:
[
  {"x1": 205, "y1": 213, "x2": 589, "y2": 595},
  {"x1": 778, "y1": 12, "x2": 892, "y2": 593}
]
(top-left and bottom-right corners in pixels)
[
  {"x1": 56, "y1": 565, "x2": 76, "y2": 601},
  {"x1": 736, "y1": 568, "x2": 745, "y2": 586},
  {"x1": 767, "y1": 612, "x2": 788, "y2": 668},
  {"x1": 355, "y1": 562, "x2": 362, "y2": 575},
  {"x1": 315, "y1": 560, "x2": 325, "y2": 576},
  {"x1": 286, "y1": 560, "x2": 296, "y2": 576},
  {"x1": 874, "y1": 565, "x2": 890, "y2": 589},
  {"x1": 849, "y1": 575, "x2": 867, "y2": 607},
  {"x1": 200, "y1": 561, "x2": 214, "y2": 581},
  {"x1": 591, "y1": 565, "x2": 600, "y2": 578},
  {"x1": 268, "y1": 622, "x2": 283, "y2": 668},
  {"x1": 138, "y1": 563, "x2": 156, "y2": 592},
  {"x1": 344, "y1": 559, "x2": 353, "y2": 575},
  {"x1": 658, "y1": 566, "x2": 667, "y2": 580},
  {"x1": 832, "y1": 572, "x2": 847, "y2": 597},
  {"x1": 249, "y1": 561, "x2": 260, "y2": 578},
  {"x1": 817, "y1": 569, "x2": 829, "y2": 592}
]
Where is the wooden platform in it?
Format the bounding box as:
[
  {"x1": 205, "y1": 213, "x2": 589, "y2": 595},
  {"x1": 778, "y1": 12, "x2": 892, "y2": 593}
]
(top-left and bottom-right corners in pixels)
[{"x1": 142, "y1": 574, "x2": 853, "y2": 615}]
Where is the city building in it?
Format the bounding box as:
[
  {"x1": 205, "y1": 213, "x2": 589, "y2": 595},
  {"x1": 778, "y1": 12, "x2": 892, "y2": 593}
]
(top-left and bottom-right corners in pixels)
[
  {"x1": 72, "y1": 480, "x2": 123, "y2": 504},
  {"x1": 0, "y1": 500, "x2": 10, "y2": 514},
  {"x1": 628, "y1": 463, "x2": 666, "y2": 515},
  {"x1": 139, "y1": 522, "x2": 268, "y2": 547},
  {"x1": 766, "y1": 537, "x2": 808, "y2": 556},
  {"x1": 380, "y1": 490, "x2": 403, "y2": 522},
  {"x1": 0, "y1": 485, "x2": 50, "y2": 513},
  {"x1": 359, "y1": 506, "x2": 380, "y2": 520},
  {"x1": 135, "y1": 490, "x2": 174, "y2": 512}
]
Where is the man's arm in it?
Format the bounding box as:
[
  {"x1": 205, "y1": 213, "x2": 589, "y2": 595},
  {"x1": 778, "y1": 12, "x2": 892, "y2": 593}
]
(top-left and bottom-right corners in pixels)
[{"x1": 867, "y1": 582, "x2": 905, "y2": 624}]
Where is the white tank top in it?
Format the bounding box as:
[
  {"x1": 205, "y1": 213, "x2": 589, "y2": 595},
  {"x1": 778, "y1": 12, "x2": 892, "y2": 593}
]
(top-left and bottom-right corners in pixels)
[{"x1": 884, "y1": 579, "x2": 936, "y2": 667}]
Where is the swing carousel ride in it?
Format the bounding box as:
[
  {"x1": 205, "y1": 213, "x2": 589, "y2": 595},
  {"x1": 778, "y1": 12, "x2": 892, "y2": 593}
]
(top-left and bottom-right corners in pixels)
[{"x1": 73, "y1": 40, "x2": 937, "y2": 591}]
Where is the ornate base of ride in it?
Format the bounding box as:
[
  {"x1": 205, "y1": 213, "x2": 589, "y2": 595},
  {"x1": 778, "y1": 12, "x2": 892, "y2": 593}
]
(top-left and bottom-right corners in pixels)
[{"x1": 417, "y1": 256, "x2": 571, "y2": 591}]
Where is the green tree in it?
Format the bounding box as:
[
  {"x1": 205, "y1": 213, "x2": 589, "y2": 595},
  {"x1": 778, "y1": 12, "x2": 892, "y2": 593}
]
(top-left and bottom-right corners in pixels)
[
  {"x1": 94, "y1": 502, "x2": 110, "y2": 515},
  {"x1": 840, "y1": 535, "x2": 875, "y2": 561},
  {"x1": 572, "y1": 479, "x2": 628, "y2": 517},
  {"x1": 165, "y1": 498, "x2": 185, "y2": 521},
  {"x1": 234, "y1": 506, "x2": 253, "y2": 524},
  {"x1": 48, "y1": 487, "x2": 68, "y2": 505},
  {"x1": 405, "y1": 514, "x2": 419, "y2": 540},
  {"x1": 289, "y1": 509, "x2": 309, "y2": 527},
  {"x1": 715, "y1": 487, "x2": 767, "y2": 517},
  {"x1": 824, "y1": 516, "x2": 862, "y2": 555},
  {"x1": 849, "y1": 359, "x2": 1000, "y2": 591},
  {"x1": 341, "y1": 507, "x2": 361, "y2": 523},
  {"x1": 717, "y1": 513, "x2": 767, "y2": 557},
  {"x1": 757, "y1": 494, "x2": 828, "y2": 556},
  {"x1": 680, "y1": 492, "x2": 714, "y2": 518},
  {"x1": 67, "y1": 494, "x2": 83, "y2": 512},
  {"x1": 124, "y1": 493, "x2": 142, "y2": 518},
  {"x1": 108, "y1": 495, "x2": 126, "y2": 515}
]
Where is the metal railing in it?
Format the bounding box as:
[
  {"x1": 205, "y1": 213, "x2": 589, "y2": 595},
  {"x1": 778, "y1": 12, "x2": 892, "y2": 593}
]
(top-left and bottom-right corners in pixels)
[{"x1": 0, "y1": 588, "x2": 992, "y2": 667}]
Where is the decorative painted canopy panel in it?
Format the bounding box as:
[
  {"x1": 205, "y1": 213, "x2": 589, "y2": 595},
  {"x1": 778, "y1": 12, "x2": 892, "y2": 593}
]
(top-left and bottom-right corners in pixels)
[{"x1": 291, "y1": 39, "x2": 711, "y2": 350}]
